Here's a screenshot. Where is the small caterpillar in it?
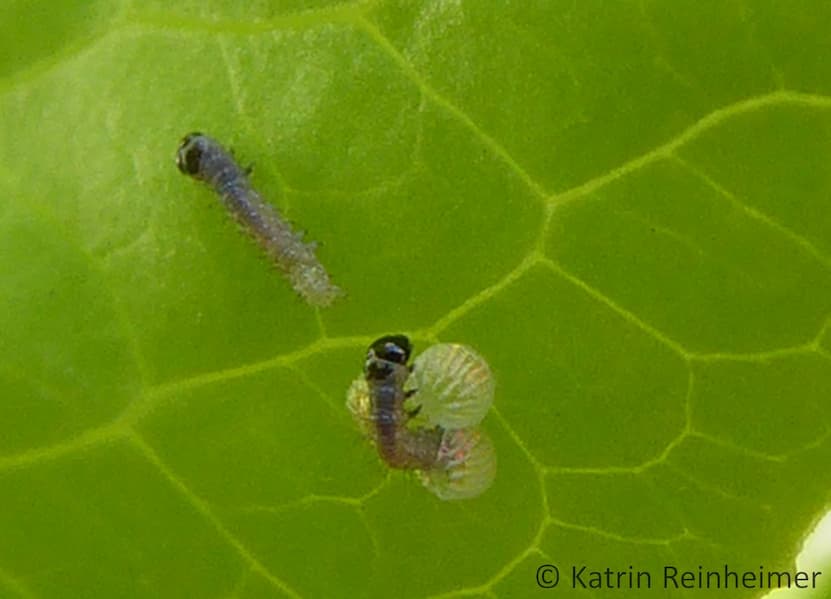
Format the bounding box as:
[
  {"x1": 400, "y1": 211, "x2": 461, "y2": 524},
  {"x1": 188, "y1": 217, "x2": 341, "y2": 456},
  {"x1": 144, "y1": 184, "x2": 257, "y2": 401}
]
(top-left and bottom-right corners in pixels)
[
  {"x1": 346, "y1": 335, "x2": 496, "y2": 500},
  {"x1": 361, "y1": 335, "x2": 443, "y2": 469},
  {"x1": 176, "y1": 132, "x2": 342, "y2": 307}
]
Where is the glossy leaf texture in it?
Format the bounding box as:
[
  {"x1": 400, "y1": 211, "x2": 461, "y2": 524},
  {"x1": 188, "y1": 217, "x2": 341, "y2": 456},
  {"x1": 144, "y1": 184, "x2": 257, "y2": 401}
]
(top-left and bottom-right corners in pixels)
[{"x1": 1, "y1": 1, "x2": 830, "y2": 598}]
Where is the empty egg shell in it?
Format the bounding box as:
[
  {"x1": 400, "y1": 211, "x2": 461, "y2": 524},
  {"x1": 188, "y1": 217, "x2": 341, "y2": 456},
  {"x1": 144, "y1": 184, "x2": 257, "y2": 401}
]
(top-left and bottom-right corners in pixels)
[
  {"x1": 418, "y1": 428, "x2": 496, "y2": 500},
  {"x1": 346, "y1": 376, "x2": 374, "y2": 438},
  {"x1": 408, "y1": 344, "x2": 495, "y2": 429}
]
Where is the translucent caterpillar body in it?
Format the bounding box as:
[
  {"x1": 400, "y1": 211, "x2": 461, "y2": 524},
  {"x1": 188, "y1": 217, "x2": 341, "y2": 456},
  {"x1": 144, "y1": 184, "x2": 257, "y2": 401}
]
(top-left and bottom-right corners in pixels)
[
  {"x1": 347, "y1": 335, "x2": 496, "y2": 500},
  {"x1": 176, "y1": 132, "x2": 341, "y2": 307}
]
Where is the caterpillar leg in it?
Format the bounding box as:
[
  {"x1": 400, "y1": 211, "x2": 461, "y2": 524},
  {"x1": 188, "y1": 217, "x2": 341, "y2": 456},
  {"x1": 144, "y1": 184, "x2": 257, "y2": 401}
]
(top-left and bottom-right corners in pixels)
[{"x1": 405, "y1": 403, "x2": 422, "y2": 421}]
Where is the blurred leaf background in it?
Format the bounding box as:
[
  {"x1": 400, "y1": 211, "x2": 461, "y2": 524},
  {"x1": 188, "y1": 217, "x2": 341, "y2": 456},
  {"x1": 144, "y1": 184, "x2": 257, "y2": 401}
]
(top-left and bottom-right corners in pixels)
[{"x1": 1, "y1": 1, "x2": 830, "y2": 598}]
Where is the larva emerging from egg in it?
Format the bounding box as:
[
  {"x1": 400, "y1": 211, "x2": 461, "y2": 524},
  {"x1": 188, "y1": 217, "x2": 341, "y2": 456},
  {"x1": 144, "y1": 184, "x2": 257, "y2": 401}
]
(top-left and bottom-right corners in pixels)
[
  {"x1": 346, "y1": 335, "x2": 497, "y2": 500},
  {"x1": 176, "y1": 132, "x2": 342, "y2": 307},
  {"x1": 353, "y1": 335, "x2": 444, "y2": 470}
]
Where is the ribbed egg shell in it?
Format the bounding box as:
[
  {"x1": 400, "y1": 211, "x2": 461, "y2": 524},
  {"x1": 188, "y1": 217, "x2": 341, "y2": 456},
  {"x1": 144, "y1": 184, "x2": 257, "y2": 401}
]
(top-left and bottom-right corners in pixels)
[
  {"x1": 408, "y1": 344, "x2": 495, "y2": 429},
  {"x1": 418, "y1": 428, "x2": 496, "y2": 500}
]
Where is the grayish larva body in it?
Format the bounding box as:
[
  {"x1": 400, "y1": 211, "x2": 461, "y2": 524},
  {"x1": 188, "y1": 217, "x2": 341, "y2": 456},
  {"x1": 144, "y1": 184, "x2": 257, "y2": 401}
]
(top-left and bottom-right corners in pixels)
[
  {"x1": 361, "y1": 335, "x2": 443, "y2": 469},
  {"x1": 176, "y1": 132, "x2": 341, "y2": 307}
]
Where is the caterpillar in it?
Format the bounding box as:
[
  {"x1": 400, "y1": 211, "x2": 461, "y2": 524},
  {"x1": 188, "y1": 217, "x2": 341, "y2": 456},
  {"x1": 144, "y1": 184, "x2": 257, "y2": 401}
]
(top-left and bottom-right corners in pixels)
[
  {"x1": 361, "y1": 335, "x2": 443, "y2": 469},
  {"x1": 346, "y1": 335, "x2": 496, "y2": 500},
  {"x1": 176, "y1": 132, "x2": 342, "y2": 307}
]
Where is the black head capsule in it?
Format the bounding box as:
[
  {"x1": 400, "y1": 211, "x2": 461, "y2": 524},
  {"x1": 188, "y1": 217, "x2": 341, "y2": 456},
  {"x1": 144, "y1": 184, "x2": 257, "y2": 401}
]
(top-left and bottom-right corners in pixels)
[
  {"x1": 176, "y1": 132, "x2": 208, "y2": 177},
  {"x1": 365, "y1": 335, "x2": 411, "y2": 371},
  {"x1": 364, "y1": 335, "x2": 411, "y2": 381}
]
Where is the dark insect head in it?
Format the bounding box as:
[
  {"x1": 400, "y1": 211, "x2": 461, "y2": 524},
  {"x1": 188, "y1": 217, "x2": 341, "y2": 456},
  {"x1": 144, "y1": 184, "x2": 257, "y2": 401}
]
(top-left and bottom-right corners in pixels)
[
  {"x1": 365, "y1": 359, "x2": 395, "y2": 380},
  {"x1": 176, "y1": 132, "x2": 206, "y2": 176},
  {"x1": 367, "y1": 335, "x2": 412, "y2": 365},
  {"x1": 364, "y1": 335, "x2": 411, "y2": 378}
]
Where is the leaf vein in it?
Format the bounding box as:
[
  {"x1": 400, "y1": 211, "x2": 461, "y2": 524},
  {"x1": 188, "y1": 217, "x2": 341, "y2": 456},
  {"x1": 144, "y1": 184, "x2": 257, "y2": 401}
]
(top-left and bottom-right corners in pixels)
[
  {"x1": 356, "y1": 16, "x2": 549, "y2": 202},
  {"x1": 128, "y1": 431, "x2": 303, "y2": 599},
  {"x1": 539, "y1": 257, "x2": 689, "y2": 358},
  {"x1": 0, "y1": 422, "x2": 123, "y2": 473},
  {"x1": 549, "y1": 90, "x2": 831, "y2": 210},
  {"x1": 673, "y1": 155, "x2": 831, "y2": 273},
  {"x1": 421, "y1": 253, "x2": 539, "y2": 339},
  {"x1": 548, "y1": 516, "x2": 688, "y2": 546}
]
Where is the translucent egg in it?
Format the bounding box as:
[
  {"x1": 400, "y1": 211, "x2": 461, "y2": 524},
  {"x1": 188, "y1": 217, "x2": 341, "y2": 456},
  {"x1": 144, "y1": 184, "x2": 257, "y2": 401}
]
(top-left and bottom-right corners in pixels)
[
  {"x1": 407, "y1": 344, "x2": 494, "y2": 429},
  {"x1": 418, "y1": 428, "x2": 496, "y2": 501},
  {"x1": 345, "y1": 376, "x2": 374, "y2": 438}
]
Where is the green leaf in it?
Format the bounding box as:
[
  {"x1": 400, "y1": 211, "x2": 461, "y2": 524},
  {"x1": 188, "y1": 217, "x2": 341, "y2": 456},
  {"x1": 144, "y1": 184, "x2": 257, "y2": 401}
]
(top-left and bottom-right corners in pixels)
[{"x1": 1, "y1": 1, "x2": 830, "y2": 598}]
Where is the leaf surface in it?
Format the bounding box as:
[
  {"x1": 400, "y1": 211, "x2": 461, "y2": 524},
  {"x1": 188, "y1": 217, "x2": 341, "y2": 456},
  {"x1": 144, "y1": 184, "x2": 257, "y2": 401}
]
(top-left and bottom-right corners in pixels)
[{"x1": 1, "y1": 1, "x2": 830, "y2": 598}]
